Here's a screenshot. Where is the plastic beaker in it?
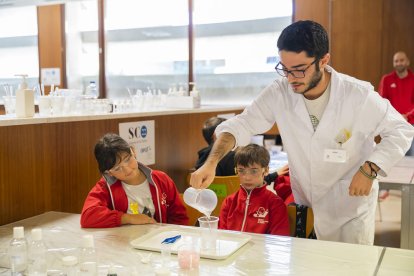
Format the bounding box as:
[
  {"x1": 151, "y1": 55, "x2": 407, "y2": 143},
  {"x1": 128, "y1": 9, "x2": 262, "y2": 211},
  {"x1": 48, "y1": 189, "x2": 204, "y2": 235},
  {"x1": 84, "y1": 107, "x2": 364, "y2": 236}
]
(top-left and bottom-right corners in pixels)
[
  {"x1": 183, "y1": 187, "x2": 217, "y2": 216},
  {"x1": 177, "y1": 243, "x2": 200, "y2": 270},
  {"x1": 3, "y1": 95, "x2": 16, "y2": 115},
  {"x1": 38, "y1": 96, "x2": 51, "y2": 116},
  {"x1": 198, "y1": 216, "x2": 219, "y2": 250}
]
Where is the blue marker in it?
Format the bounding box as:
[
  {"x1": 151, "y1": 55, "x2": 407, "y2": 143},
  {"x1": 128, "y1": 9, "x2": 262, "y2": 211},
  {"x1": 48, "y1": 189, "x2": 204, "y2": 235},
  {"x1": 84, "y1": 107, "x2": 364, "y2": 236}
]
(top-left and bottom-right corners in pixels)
[{"x1": 161, "y1": 235, "x2": 181, "y2": 244}]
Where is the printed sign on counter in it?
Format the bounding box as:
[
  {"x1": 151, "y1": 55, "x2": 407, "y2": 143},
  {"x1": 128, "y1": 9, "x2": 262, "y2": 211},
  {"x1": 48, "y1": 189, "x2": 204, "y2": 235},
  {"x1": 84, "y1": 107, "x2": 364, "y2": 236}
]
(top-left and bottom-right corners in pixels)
[{"x1": 119, "y1": 120, "x2": 155, "y2": 165}]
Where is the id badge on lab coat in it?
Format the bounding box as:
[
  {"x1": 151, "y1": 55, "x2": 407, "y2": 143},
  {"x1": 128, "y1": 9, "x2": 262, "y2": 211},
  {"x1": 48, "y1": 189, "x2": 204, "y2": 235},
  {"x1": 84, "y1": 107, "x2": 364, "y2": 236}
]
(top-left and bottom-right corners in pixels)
[{"x1": 323, "y1": 149, "x2": 347, "y2": 163}]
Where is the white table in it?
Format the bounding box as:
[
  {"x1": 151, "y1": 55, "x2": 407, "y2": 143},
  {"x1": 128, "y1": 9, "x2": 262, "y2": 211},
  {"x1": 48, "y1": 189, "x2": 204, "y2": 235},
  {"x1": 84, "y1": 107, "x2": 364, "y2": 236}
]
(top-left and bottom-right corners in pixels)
[
  {"x1": 377, "y1": 247, "x2": 414, "y2": 276},
  {"x1": 378, "y1": 157, "x2": 414, "y2": 250},
  {"x1": 0, "y1": 212, "x2": 386, "y2": 275}
]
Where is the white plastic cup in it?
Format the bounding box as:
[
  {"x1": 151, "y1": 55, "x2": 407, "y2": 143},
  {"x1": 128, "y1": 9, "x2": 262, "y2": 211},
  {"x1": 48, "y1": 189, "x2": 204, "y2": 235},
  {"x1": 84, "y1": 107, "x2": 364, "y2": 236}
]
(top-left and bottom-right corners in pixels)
[
  {"x1": 183, "y1": 187, "x2": 217, "y2": 216},
  {"x1": 38, "y1": 96, "x2": 51, "y2": 116},
  {"x1": 198, "y1": 216, "x2": 219, "y2": 250},
  {"x1": 3, "y1": 95, "x2": 16, "y2": 115},
  {"x1": 160, "y1": 243, "x2": 171, "y2": 268},
  {"x1": 50, "y1": 95, "x2": 65, "y2": 116},
  {"x1": 177, "y1": 243, "x2": 200, "y2": 270}
]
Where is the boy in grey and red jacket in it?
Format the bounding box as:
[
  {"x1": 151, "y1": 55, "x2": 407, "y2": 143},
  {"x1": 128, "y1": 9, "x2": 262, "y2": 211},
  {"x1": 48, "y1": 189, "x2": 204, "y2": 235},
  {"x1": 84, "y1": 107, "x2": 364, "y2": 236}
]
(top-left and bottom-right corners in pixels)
[
  {"x1": 219, "y1": 144, "x2": 289, "y2": 235},
  {"x1": 81, "y1": 133, "x2": 188, "y2": 228}
]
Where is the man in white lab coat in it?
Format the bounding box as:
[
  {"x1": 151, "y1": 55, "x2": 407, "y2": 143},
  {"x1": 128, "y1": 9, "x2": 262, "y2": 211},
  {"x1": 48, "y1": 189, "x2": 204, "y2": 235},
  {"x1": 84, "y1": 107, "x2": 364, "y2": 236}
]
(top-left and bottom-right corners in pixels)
[{"x1": 190, "y1": 20, "x2": 414, "y2": 245}]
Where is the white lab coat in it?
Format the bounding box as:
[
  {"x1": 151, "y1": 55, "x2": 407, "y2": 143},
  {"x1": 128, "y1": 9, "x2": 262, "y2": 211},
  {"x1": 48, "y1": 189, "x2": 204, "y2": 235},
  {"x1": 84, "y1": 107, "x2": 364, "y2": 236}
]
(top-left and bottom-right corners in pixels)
[{"x1": 216, "y1": 66, "x2": 414, "y2": 244}]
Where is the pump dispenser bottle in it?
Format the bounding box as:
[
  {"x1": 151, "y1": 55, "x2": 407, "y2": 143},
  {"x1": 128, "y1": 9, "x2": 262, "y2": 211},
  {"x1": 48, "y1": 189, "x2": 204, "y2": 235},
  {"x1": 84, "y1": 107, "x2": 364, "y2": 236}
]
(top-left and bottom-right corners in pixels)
[
  {"x1": 15, "y1": 74, "x2": 35, "y2": 118},
  {"x1": 189, "y1": 82, "x2": 201, "y2": 108}
]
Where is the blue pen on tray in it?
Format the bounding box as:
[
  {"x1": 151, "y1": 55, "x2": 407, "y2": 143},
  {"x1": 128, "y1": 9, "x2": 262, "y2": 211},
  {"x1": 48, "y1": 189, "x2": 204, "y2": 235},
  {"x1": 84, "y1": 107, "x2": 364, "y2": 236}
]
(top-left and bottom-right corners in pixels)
[{"x1": 161, "y1": 235, "x2": 181, "y2": 244}]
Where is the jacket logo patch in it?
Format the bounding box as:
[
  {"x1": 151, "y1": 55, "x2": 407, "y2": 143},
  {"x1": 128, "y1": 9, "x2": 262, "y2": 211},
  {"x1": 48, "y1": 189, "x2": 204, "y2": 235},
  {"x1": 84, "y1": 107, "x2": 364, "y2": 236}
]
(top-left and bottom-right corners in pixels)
[
  {"x1": 161, "y1": 192, "x2": 168, "y2": 206},
  {"x1": 390, "y1": 83, "x2": 396, "y2": 88},
  {"x1": 253, "y1": 207, "x2": 269, "y2": 224}
]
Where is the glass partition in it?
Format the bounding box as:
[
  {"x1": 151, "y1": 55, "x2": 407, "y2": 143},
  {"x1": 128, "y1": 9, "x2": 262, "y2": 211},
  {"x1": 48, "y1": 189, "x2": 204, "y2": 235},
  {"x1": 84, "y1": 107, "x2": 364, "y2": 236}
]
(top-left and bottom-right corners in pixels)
[
  {"x1": 104, "y1": 0, "x2": 188, "y2": 99},
  {"x1": 0, "y1": 5, "x2": 39, "y2": 96},
  {"x1": 65, "y1": 0, "x2": 99, "y2": 93},
  {"x1": 193, "y1": 0, "x2": 292, "y2": 105}
]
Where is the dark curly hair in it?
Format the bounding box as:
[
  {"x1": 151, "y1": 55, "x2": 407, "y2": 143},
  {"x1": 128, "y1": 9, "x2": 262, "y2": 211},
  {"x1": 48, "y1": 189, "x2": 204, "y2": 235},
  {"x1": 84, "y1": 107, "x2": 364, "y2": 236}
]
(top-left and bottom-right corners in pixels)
[
  {"x1": 277, "y1": 20, "x2": 329, "y2": 60},
  {"x1": 94, "y1": 133, "x2": 131, "y2": 173}
]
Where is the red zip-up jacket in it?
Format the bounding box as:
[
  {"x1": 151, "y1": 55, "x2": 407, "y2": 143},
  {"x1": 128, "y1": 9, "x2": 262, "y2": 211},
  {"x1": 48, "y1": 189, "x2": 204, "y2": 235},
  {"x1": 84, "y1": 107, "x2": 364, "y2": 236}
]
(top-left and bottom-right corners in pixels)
[
  {"x1": 379, "y1": 69, "x2": 414, "y2": 124},
  {"x1": 81, "y1": 162, "x2": 188, "y2": 228},
  {"x1": 219, "y1": 184, "x2": 289, "y2": 236}
]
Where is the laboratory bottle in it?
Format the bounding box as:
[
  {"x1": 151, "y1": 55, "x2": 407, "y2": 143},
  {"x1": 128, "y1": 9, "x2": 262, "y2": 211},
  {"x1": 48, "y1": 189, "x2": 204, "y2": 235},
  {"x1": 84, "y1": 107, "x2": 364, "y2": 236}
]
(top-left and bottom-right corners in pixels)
[
  {"x1": 9, "y1": 226, "x2": 28, "y2": 275},
  {"x1": 28, "y1": 228, "x2": 47, "y2": 276},
  {"x1": 189, "y1": 82, "x2": 201, "y2": 108},
  {"x1": 85, "y1": 81, "x2": 98, "y2": 99},
  {"x1": 15, "y1": 74, "x2": 35, "y2": 118},
  {"x1": 62, "y1": 255, "x2": 78, "y2": 276},
  {"x1": 79, "y1": 235, "x2": 97, "y2": 275}
]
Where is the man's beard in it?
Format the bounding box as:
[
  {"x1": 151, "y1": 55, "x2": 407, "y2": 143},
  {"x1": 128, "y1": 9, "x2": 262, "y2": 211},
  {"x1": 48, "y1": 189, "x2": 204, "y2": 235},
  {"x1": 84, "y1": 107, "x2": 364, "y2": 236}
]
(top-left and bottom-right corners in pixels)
[
  {"x1": 395, "y1": 65, "x2": 407, "y2": 74},
  {"x1": 303, "y1": 69, "x2": 323, "y2": 94}
]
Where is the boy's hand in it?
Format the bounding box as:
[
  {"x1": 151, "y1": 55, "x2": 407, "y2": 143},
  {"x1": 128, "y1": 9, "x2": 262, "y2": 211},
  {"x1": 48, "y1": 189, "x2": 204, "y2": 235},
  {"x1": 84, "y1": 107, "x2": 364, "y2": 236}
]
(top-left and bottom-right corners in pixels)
[
  {"x1": 277, "y1": 164, "x2": 289, "y2": 176},
  {"x1": 121, "y1": 213, "x2": 156, "y2": 225}
]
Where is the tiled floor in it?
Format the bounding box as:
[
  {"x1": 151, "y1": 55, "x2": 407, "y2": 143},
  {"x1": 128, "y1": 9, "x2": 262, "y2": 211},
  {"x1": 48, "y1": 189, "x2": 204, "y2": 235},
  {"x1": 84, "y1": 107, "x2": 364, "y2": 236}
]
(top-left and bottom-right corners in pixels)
[{"x1": 374, "y1": 190, "x2": 401, "y2": 248}]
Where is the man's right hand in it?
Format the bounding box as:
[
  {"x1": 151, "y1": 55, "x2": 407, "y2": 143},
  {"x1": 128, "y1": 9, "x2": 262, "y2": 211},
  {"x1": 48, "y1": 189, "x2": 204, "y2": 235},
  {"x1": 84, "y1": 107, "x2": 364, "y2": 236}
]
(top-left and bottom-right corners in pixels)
[
  {"x1": 190, "y1": 162, "x2": 217, "y2": 189},
  {"x1": 190, "y1": 131, "x2": 236, "y2": 189}
]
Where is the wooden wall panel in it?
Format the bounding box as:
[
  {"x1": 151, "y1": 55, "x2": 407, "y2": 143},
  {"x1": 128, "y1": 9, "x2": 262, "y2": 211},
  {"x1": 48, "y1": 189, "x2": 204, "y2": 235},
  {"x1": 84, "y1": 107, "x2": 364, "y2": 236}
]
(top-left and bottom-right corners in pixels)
[
  {"x1": 330, "y1": 0, "x2": 383, "y2": 87},
  {"x1": 0, "y1": 110, "x2": 242, "y2": 225},
  {"x1": 0, "y1": 124, "x2": 56, "y2": 224},
  {"x1": 294, "y1": 0, "x2": 330, "y2": 31},
  {"x1": 37, "y1": 5, "x2": 66, "y2": 92}
]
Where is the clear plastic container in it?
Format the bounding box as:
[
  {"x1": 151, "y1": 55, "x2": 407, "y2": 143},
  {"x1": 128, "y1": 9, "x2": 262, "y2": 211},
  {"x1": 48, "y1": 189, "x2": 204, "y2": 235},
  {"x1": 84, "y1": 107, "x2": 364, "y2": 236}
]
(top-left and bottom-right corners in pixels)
[
  {"x1": 28, "y1": 228, "x2": 47, "y2": 276},
  {"x1": 79, "y1": 235, "x2": 97, "y2": 275},
  {"x1": 183, "y1": 187, "x2": 217, "y2": 216},
  {"x1": 177, "y1": 243, "x2": 200, "y2": 270},
  {"x1": 85, "y1": 81, "x2": 98, "y2": 99},
  {"x1": 9, "y1": 226, "x2": 28, "y2": 275},
  {"x1": 62, "y1": 255, "x2": 78, "y2": 276},
  {"x1": 198, "y1": 216, "x2": 219, "y2": 250}
]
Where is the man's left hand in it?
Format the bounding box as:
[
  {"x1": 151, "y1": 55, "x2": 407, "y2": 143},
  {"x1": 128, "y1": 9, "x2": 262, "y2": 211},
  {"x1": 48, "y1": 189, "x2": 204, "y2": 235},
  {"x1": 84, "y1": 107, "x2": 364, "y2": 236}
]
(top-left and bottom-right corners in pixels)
[{"x1": 349, "y1": 163, "x2": 374, "y2": 196}]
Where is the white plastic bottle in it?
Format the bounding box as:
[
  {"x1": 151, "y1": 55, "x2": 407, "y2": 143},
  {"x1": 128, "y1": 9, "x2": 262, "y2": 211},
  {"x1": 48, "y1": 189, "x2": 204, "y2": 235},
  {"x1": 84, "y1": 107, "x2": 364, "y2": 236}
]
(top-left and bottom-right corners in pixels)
[
  {"x1": 28, "y1": 228, "x2": 47, "y2": 276},
  {"x1": 189, "y1": 83, "x2": 201, "y2": 108},
  {"x1": 85, "y1": 81, "x2": 98, "y2": 99},
  {"x1": 62, "y1": 256, "x2": 78, "y2": 276},
  {"x1": 9, "y1": 226, "x2": 28, "y2": 275},
  {"x1": 79, "y1": 235, "x2": 97, "y2": 275},
  {"x1": 15, "y1": 74, "x2": 35, "y2": 118}
]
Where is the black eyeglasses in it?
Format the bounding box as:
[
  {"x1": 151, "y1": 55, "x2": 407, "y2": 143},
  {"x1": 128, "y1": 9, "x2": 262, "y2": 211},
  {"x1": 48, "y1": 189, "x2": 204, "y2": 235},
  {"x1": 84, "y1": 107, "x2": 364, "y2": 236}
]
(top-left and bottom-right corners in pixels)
[{"x1": 275, "y1": 59, "x2": 318, "y2": 78}]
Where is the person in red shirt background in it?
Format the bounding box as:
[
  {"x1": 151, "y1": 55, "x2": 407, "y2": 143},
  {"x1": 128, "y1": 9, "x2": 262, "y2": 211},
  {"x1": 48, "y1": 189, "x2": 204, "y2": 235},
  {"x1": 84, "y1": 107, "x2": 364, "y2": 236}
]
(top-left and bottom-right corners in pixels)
[{"x1": 378, "y1": 51, "x2": 414, "y2": 199}]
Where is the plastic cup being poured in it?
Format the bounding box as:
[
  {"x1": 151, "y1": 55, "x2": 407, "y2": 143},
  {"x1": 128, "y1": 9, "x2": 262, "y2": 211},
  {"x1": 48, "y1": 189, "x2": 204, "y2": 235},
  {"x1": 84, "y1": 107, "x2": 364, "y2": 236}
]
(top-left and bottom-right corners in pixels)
[{"x1": 183, "y1": 187, "x2": 217, "y2": 217}]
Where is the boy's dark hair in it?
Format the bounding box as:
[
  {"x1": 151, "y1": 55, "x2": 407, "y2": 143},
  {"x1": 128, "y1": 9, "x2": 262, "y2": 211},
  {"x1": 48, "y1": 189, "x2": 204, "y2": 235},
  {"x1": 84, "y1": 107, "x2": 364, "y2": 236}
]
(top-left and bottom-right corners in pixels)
[
  {"x1": 94, "y1": 133, "x2": 131, "y2": 173},
  {"x1": 277, "y1": 20, "x2": 329, "y2": 60},
  {"x1": 202, "y1": 117, "x2": 226, "y2": 145},
  {"x1": 234, "y1": 144, "x2": 270, "y2": 168}
]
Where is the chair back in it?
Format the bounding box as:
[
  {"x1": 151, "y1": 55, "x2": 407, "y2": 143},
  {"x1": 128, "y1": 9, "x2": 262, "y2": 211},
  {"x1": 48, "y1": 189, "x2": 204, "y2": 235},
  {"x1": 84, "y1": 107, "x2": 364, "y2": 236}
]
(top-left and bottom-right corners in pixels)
[
  {"x1": 208, "y1": 175, "x2": 240, "y2": 217},
  {"x1": 182, "y1": 174, "x2": 240, "y2": 226},
  {"x1": 287, "y1": 204, "x2": 316, "y2": 238}
]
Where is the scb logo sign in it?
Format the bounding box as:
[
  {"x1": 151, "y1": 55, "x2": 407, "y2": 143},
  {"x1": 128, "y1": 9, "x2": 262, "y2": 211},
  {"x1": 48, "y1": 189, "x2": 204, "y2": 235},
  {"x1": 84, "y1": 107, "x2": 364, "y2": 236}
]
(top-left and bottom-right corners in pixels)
[{"x1": 128, "y1": 125, "x2": 148, "y2": 139}]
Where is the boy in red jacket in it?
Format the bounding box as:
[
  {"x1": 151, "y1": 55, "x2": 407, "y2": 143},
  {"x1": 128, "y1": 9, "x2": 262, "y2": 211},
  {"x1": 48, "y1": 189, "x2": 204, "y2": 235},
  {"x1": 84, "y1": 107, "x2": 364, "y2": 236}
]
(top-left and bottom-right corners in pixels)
[
  {"x1": 81, "y1": 133, "x2": 188, "y2": 228},
  {"x1": 219, "y1": 144, "x2": 289, "y2": 236}
]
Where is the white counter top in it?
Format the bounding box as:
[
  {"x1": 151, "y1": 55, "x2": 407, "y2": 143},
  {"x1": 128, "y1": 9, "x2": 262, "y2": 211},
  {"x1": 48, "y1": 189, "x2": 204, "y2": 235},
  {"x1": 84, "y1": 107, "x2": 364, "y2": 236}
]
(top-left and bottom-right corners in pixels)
[
  {"x1": 0, "y1": 212, "x2": 387, "y2": 275},
  {"x1": 0, "y1": 105, "x2": 245, "y2": 127}
]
